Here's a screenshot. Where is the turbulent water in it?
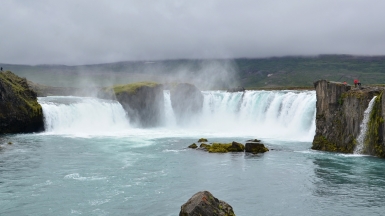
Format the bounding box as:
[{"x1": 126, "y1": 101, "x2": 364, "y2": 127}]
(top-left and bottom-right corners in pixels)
[{"x1": 1, "y1": 90, "x2": 385, "y2": 215}]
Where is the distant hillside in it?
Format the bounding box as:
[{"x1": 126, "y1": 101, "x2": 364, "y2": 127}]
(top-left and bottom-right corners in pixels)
[{"x1": 2, "y1": 55, "x2": 385, "y2": 89}]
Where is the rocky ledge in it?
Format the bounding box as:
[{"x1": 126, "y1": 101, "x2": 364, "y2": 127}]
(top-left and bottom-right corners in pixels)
[
  {"x1": 105, "y1": 82, "x2": 164, "y2": 127},
  {"x1": 312, "y1": 80, "x2": 385, "y2": 157},
  {"x1": 0, "y1": 71, "x2": 44, "y2": 134}
]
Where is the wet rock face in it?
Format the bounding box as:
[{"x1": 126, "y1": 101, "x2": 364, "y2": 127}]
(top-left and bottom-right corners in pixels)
[
  {"x1": 179, "y1": 191, "x2": 235, "y2": 216},
  {"x1": 312, "y1": 80, "x2": 385, "y2": 155},
  {"x1": 245, "y1": 142, "x2": 269, "y2": 154},
  {"x1": 0, "y1": 71, "x2": 44, "y2": 134},
  {"x1": 113, "y1": 82, "x2": 164, "y2": 127},
  {"x1": 170, "y1": 83, "x2": 203, "y2": 125}
]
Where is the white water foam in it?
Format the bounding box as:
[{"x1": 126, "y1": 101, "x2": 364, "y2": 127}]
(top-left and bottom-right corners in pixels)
[
  {"x1": 354, "y1": 96, "x2": 377, "y2": 154},
  {"x1": 39, "y1": 96, "x2": 131, "y2": 136}
]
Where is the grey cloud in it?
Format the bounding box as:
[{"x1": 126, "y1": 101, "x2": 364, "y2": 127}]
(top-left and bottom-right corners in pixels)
[{"x1": 1, "y1": 0, "x2": 385, "y2": 65}]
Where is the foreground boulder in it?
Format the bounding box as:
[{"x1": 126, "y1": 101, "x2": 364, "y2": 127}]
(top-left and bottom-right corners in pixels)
[
  {"x1": 108, "y1": 82, "x2": 164, "y2": 127},
  {"x1": 170, "y1": 83, "x2": 203, "y2": 124},
  {"x1": 180, "y1": 191, "x2": 235, "y2": 216},
  {"x1": 0, "y1": 71, "x2": 44, "y2": 134}
]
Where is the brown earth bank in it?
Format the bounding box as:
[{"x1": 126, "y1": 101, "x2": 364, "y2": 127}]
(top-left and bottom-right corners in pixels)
[{"x1": 312, "y1": 80, "x2": 385, "y2": 157}]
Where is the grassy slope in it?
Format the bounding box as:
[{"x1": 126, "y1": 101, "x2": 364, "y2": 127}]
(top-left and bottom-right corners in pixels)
[{"x1": 2, "y1": 55, "x2": 385, "y2": 89}]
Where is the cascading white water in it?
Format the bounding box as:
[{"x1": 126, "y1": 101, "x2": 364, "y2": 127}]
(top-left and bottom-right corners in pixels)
[
  {"x1": 354, "y1": 96, "x2": 377, "y2": 154},
  {"x1": 38, "y1": 96, "x2": 131, "y2": 136},
  {"x1": 162, "y1": 90, "x2": 316, "y2": 141},
  {"x1": 38, "y1": 91, "x2": 316, "y2": 140},
  {"x1": 163, "y1": 90, "x2": 177, "y2": 127}
]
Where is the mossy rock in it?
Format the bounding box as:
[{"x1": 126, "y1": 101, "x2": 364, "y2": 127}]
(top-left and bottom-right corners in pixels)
[
  {"x1": 199, "y1": 143, "x2": 210, "y2": 149},
  {"x1": 207, "y1": 143, "x2": 232, "y2": 153},
  {"x1": 228, "y1": 141, "x2": 245, "y2": 152},
  {"x1": 188, "y1": 143, "x2": 198, "y2": 149},
  {"x1": 205, "y1": 141, "x2": 245, "y2": 153},
  {"x1": 245, "y1": 142, "x2": 269, "y2": 154},
  {"x1": 0, "y1": 71, "x2": 44, "y2": 134},
  {"x1": 109, "y1": 82, "x2": 160, "y2": 95},
  {"x1": 198, "y1": 138, "x2": 208, "y2": 142}
]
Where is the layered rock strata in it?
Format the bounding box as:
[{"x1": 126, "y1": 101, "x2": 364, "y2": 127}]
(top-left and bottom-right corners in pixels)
[{"x1": 312, "y1": 80, "x2": 385, "y2": 157}]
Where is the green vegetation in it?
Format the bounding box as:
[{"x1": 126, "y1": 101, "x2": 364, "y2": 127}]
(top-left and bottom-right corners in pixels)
[
  {"x1": 198, "y1": 142, "x2": 245, "y2": 153},
  {"x1": 365, "y1": 92, "x2": 385, "y2": 157},
  {"x1": 312, "y1": 135, "x2": 354, "y2": 153},
  {"x1": 5, "y1": 55, "x2": 385, "y2": 89},
  {"x1": 110, "y1": 82, "x2": 160, "y2": 94},
  {"x1": 0, "y1": 71, "x2": 42, "y2": 118},
  {"x1": 188, "y1": 143, "x2": 198, "y2": 149}
]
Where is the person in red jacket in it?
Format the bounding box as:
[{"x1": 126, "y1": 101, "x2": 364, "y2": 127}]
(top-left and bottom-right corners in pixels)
[{"x1": 354, "y1": 79, "x2": 358, "y2": 87}]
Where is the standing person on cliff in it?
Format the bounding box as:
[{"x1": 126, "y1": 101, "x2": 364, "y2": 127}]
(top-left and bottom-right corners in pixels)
[{"x1": 354, "y1": 79, "x2": 358, "y2": 87}]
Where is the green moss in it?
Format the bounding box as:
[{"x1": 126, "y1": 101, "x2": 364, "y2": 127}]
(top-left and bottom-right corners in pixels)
[
  {"x1": 364, "y1": 92, "x2": 385, "y2": 157},
  {"x1": 188, "y1": 143, "x2": 198, "y2": 149},
  {"x1": 0, "y1": 71, "x2": 43, "y2": 118},
  {"x1": 109, "y1": 82, "x2": 160, "y2": 94},
  {"x1": 203, "y1": 142, "x2": 245, "y2": 153},
  {"x1": 207, "y1": 143, "x2": 232, "y2": 153},
  {"x1": 200, "y1": 143, "x2": 210, "y2": 148},
  {"x1": 312, "y1": 135, "x2": 336, "y2": 151},
  {"x1": 198, "y1": 138, "x2": 208, "y2": 142}
]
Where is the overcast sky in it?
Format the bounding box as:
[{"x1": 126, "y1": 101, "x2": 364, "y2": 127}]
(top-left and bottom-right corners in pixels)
[{"x1": 1, "y1": 0, "x2": 385, "y2": 65}]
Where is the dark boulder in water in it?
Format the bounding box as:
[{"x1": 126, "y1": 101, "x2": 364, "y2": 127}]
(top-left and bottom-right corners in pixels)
[
  {"x1": 179, "y1": 191, "x2": 235, "y2": 216},
  {"x1": 245, "y1": 142, "x2": 269, "y2": 154},
  {"x1": 170, "y1": 83, "x2": 203, "y2": 124},
  {"x1": 188, "y1": 143, "x2": 198, "y2": 149},
  {"x1": 0, "y1": 71, "x2": 44, "y2": 134},
  {"x1": 198, "y1": 138, "x2": 208, "y2": 142},
  {"x1": 108, "y1": 82, "x2": 164, "y2": 127}
]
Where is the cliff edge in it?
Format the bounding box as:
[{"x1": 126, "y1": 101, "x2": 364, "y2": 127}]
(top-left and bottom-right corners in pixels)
[
  {"x1": 312, "y1": 80, "x2": 385, "y2": 157},
  {"x1": 0, "y1": 71, "x2": 44, "y2": 134},
  {"x1": 108, "y1": 82, "x2": 164, "y2": 127}
]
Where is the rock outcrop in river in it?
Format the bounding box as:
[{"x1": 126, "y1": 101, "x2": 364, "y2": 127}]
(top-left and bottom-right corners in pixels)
[
  {"x1": 0, "y1": 71, "x2": 44, "y2": 134},
  {"x1": 108, "y1": 82, "x2": 164, "y2": 127},
  {"x1": 179, "y1": 191, "x2": 235, "y2": 216},
  {"x1": 312, "y1": 80, "x2": 385, "y2": 157}
]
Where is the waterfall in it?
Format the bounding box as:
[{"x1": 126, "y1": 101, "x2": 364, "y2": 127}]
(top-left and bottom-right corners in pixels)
[
  {"x1": 38, "y1": 90, "x2": 316, "y2": 140},
  {"x1": 163, "y1": 90, "x2": 316, "y2": 140},
  {"x1": 38, "y1": 96, "x2": 131, "y2": 136},
  {"x1": 354, "y1": 96, "x2": 377, "y2": 154},
  {"x1": 163, "y1": 90, "x2": 177, "y2": 127}
]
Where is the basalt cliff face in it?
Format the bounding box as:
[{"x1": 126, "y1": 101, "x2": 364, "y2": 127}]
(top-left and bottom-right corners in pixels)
[
  {"x1": 109, "y1": 82, "x2": 164, "y2": 127},
  {"x1": 0, "y1": 71, "x2": 44, "y2": 134},
  {"x1": 312, "y1": 80, "x2": 385, "y2": 157}
]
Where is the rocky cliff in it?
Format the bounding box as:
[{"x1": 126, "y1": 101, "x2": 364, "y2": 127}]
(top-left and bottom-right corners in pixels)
[
  {"x1": 312, "y1": 80, "x2": 385, "y2": 157},
  {"x1": 109, "y1": 82, "x2": 164, "y2": 127},
  {"x1": 0, "y1": 71, "x2": 44, "y2": 134}
]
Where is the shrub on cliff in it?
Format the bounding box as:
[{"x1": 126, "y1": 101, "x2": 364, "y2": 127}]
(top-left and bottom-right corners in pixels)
[{"x1": 0, "y1": 71, "x2": 44, "y2": 134}]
